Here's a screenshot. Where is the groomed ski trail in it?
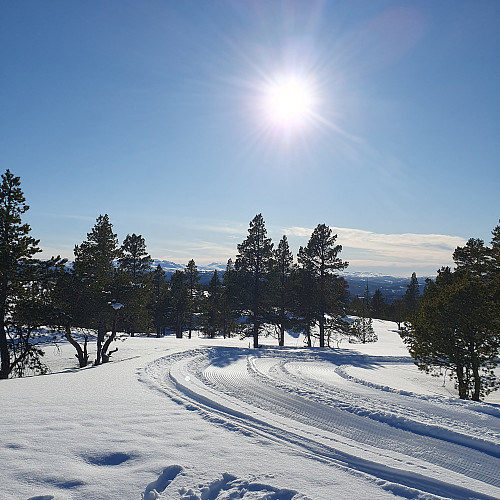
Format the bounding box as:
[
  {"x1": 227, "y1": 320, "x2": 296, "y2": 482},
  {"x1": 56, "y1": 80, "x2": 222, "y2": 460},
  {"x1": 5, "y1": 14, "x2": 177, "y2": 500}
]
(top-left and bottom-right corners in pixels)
[{"x1": 144, "y1": 346, "x2": 500, "y2": 500}]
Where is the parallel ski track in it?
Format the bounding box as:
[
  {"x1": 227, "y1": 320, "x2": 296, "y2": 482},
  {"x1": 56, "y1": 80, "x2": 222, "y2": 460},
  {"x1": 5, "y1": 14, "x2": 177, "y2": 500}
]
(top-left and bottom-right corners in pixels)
[{"x1": 144, "y1": 347, "x2": 500, "y2": 500}]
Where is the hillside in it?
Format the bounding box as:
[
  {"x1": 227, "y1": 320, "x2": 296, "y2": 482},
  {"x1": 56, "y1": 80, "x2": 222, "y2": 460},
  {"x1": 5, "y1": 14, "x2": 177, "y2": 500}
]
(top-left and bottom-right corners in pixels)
[{"x1": 0, "y1": 321, "x2": 498, "y2": 499}]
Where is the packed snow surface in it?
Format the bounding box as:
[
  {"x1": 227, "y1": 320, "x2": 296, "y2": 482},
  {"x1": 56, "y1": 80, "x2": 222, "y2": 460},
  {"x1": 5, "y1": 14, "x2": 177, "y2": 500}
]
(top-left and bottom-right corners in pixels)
[{"x1": 1, "y1": 320, "x2": 499, "y2": 499}]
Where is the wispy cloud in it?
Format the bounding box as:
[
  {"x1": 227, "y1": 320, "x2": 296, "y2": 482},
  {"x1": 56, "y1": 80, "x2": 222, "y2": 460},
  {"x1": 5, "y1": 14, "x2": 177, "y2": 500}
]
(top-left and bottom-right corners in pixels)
[
  {"x1": 285, "y1": 225, "x2": 466, "y2": 275},
  {"x1": 153, "y1": 239, "x2": 237, "y2": 265}
]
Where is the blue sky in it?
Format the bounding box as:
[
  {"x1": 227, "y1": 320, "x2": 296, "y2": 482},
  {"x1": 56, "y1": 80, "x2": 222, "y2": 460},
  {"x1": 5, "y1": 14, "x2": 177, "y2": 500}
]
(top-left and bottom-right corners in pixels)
[{"x1": 1, "y1": 0, "x2": 499, "y2": 276}]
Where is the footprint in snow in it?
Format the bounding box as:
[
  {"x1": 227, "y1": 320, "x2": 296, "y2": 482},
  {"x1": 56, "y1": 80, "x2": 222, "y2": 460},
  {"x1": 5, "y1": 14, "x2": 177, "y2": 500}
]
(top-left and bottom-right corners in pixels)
[
  {"x1": 143, "y1": 465, "x2": 183, "y2": 500},
  {"x1": 84, "y1": 451, "x2": 133, "y2": 466}
]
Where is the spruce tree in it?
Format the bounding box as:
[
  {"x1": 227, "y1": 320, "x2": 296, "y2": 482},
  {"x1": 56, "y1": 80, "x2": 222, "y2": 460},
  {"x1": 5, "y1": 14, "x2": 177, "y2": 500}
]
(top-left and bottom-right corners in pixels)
[
  {"x1": 235, "y1": 214, "x2": 274, "y2": 348},
  {"x1": 297, "y1": 224, "x2": 348, "y2": 347},
  {"x1": 0, "y1": 170, "x2": 41, "y2": 378}
]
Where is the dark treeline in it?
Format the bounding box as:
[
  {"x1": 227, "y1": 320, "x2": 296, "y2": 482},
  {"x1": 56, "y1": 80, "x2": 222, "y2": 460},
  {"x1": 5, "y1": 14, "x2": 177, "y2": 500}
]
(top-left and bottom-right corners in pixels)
[{"x1": 1, "y1": 170, "x2": 499, "y2": 401}]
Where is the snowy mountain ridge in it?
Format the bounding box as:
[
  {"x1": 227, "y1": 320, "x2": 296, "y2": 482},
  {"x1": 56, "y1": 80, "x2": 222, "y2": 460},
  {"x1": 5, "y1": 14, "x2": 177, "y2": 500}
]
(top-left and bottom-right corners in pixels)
[{"x1": 152, "y1": 260, "x2": 430, "y2": 301}]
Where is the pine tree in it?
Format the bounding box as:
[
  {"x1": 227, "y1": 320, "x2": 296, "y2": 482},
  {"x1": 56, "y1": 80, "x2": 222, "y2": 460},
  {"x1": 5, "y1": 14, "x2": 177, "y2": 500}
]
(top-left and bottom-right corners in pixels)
[
  {"x1": 489, "y1": 222, "x2": 500, "y2": 333},
  {"x1": 403, "y1": 272, "x2": 420, "y2": 319},
  {"x1": 387, "y1": 298, "x2": 406, "y2": 330},
  {"x1": 52, "y1": 269, "x2": 91, "y2": 367},
  {"x1": 490, "y1": 221, "x2": 500, "y2": 272},
  {"x1": 73, "y1": 214, "x2": 122, "y2": 365},
  {"x1": 272, "y1": 235, "x2": 293, "y2": 346},
  {"x1": 289, "y1": 267, "x2": 316, "y2": 347},
  {"x1": 119, "y1": 233, "x2": 153, "y2": 279},
  {"x1": 151, "y1": 264, "x2": 168, "y2": 337},
  {"x1": 168, "y1": 270, "x2": 188, "y2": 338},
  {"x1": 403, "y1": 219, "x2": 500, "y2": 401},
  {"x1": 235, "y1": 214, "x2": 274, "y2": 348},
  {"x1": 297, "y1": 224, "x2": 348, "y2": 347},
  {"x1": 221, "y1": 259, "x2": 240, "y2": 339},
  {"x1": 370, "y1": 289, "x2": 386, "y2": 319},
  {"x1": 184, "y1": 259, "x2": 200, "y2": 339},
  {"x1": 402, "y1": 267, "x2": 499, "y2": 400},
  {"x1": 0, "y1": 170, "x2": 41, "y2": 378},
  {"x1": 348, "y1": 282, "x2": 376, "y2": 343},
  {"x1": 453, "y1": 238, "x2": 489, "y2": 280},
  {"x1": 118, "y1": 234, "x2": 153, "y2": 336},
  {"x1": 200, "y1": 270, "x2": 223, "y2": 338},
  {"x1": 8, "y1": 256, "x2": 66, "y2": 376}
]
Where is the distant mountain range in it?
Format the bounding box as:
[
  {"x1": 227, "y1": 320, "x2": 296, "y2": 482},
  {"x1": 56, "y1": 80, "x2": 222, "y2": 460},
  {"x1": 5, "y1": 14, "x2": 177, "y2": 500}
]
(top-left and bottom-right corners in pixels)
[
  {"x1": 153, "y1": 260, "x2": 427, "y2": 303},
  {"x1": 341, "y1": 273, "x2": 421, "y2": 303},
  {"x1": 153, "y1": 260, "x2": 226, "y2": 273}
]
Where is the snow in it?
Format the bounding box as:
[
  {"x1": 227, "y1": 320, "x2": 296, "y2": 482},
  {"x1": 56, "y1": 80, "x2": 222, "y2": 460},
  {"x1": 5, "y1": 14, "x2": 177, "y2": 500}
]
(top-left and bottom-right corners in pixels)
[{"x1": 0, "y1": 321, "x2": 499, "y2": 500}]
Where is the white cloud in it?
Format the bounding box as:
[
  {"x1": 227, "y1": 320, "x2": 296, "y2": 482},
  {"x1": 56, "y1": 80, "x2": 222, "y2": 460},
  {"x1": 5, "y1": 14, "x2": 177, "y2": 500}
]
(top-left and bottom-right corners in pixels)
[{"x1": 284, "y1": 225, "x2": 466, "y2": 275}]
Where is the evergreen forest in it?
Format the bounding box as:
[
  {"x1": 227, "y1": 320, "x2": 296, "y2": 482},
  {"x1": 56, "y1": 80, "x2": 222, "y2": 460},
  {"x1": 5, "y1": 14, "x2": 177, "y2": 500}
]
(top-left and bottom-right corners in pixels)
[{"x1": 1, "y1": 170, "x2": 499, "y2": 401}]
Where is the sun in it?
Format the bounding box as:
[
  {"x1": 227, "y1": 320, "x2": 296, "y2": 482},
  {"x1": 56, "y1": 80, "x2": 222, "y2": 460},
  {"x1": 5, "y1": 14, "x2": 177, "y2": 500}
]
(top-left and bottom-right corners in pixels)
[{"x1": 262, "y1": 75, "x2": 316, "y2": 129}]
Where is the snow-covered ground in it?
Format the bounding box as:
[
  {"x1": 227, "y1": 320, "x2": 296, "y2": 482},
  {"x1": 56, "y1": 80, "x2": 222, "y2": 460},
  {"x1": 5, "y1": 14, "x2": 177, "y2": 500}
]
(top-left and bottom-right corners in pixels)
[{"x1": 1, "y1": 320, "x2": 499, "y2": 500}]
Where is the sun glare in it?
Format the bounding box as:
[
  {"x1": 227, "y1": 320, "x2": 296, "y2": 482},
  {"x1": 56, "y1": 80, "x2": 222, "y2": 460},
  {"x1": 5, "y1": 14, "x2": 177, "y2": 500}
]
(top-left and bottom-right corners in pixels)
[{"x1": 263, "y1": 75, "x2": 316, "y2": 129}]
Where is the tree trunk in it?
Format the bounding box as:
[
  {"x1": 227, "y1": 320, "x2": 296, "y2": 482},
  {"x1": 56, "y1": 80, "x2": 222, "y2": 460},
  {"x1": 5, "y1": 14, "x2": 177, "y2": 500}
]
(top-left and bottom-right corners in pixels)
[
  {"x1": 278, "y1": 304, "x2": 285, "y2": 347},
  {"x1": 470, "y1": 343, "x2": 481, "y2": 401},
  {"x1": 64, "y1": 325, "x2": 89, "y2": 368},
  {"x1": 0, "y1": 321, "x2": 10, "y2": 379},
  {"x1": 176, "y1": 321, "x2": 183, "y2": 338},
  {"x1": 319, "y1": 316, "x2": 325, "y2": 348},
  {"x1": 0, "y1": 286, "x2": 11, "y2": 379},
  {"x1": 101, "y1": 313, "x2": 118, "y2": 363},
  {"x1": 253, "y1": 318, "x2": 259, "y2": 348},
  {"x1": 456, "y1": 364, "x2": 468, "y2": 399},
  {"x1": 305, "y1": 323, "x2": 312, "y2": 347},
  {"x1": 95, "y1": 317, "x2": 106, "y2": 366},
  {"x1": 101, "y1": 334, "x2": 117, "y2": 363}
]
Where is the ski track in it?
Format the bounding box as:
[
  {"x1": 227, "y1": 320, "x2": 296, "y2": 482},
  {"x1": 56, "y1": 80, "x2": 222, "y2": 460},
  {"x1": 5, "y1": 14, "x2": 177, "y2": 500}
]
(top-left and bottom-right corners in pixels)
[{"x1": 144, "y1": 346, "x2": 500, "y2": 500}]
